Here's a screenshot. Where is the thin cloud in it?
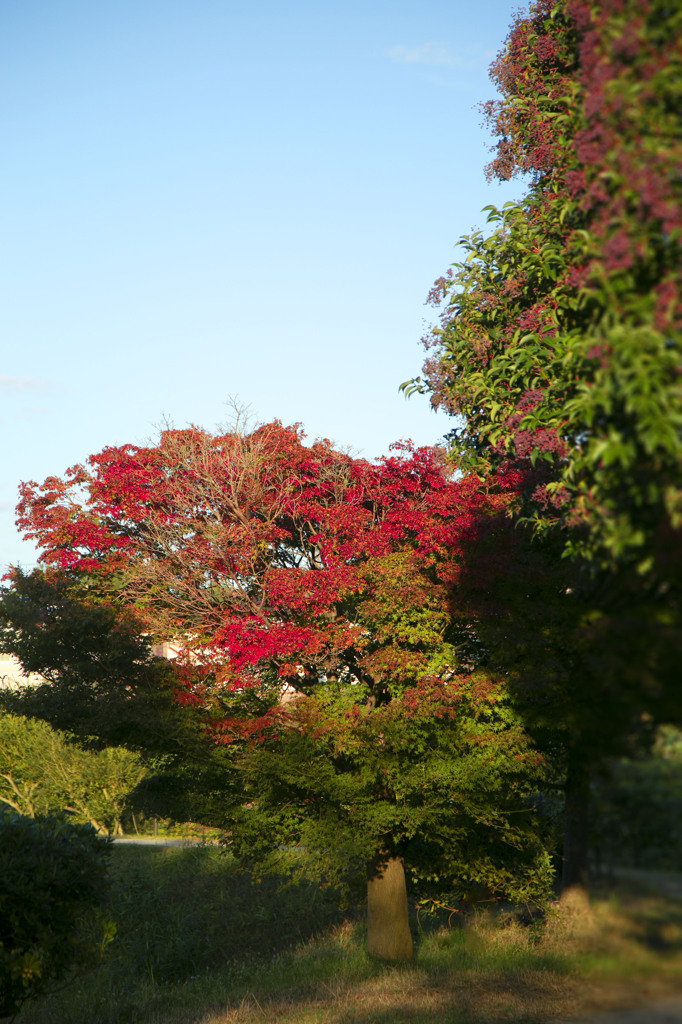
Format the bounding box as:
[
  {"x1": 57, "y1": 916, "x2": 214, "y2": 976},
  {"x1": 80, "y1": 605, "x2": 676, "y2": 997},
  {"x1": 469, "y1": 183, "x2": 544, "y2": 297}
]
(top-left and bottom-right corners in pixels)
[
  {"x1": 388, "y1": 43, "x2": 463, "y2": 68},
  {"x1": 387, "y1": 42, "x2": 494, "y2": 71},
  {"x1": 0, "y1": 374, "x2": 50, "y2": 395}
]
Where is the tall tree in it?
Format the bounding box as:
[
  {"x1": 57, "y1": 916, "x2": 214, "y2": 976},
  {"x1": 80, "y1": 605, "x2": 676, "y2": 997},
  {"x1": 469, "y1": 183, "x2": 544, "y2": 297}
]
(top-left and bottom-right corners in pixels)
[
  {"x1": 404, "y1": 0, "x2": 682, "y2": 896},
  {"x1": 412, "y1": 0, "x2": 681, "y2": 573},
  {"x1": 12, "y1": 422, "x2": 552, "y2": 958}
]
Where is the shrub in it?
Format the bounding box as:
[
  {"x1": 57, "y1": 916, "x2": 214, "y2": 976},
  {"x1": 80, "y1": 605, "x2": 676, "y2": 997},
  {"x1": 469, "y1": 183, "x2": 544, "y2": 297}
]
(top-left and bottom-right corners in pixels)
[
  {"x1": 592, "y1": 727, "x2": 682, "y2": 872},
  {"x1": 0, "y1": 811, "x2": 114, "y2": 1019}
]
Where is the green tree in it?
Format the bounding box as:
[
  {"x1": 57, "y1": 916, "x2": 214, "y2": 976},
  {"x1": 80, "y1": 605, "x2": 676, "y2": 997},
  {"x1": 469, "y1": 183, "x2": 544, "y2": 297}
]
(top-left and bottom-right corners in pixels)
[
  {"x1": 413, "y1": 0, "x2": 681, "y2": 573},
  {"x1": 0, "y1": 713, "x2": 145, "y2": 834},
  {"x1": 405, "y1": 0, "x2": 682, "y2": 896},
  {"x1": 0, "y1": 569, "x2": 241, "y2": 833},
  {"x1": 448, "y1": 496, "x2": 681, "y2": 896}
]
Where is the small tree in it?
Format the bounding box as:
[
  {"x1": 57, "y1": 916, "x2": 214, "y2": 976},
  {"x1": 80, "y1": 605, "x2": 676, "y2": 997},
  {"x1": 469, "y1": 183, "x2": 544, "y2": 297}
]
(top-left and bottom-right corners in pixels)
[
  {"x1": 0, "y1": 570, "x2": 241, "y2": 832},
  {"x1": 0, "y1": 713, "x2": 145, "y2": 834},
  {"x1": 13, "y1": 422, "x2": 552, "y2": 958}
]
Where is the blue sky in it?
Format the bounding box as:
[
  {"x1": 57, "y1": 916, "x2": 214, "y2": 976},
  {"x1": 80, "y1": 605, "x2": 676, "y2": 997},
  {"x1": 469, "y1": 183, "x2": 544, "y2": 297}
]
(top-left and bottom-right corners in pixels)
[{"x1": 1, "y1": 0, "x2": 526, "y2": 571}]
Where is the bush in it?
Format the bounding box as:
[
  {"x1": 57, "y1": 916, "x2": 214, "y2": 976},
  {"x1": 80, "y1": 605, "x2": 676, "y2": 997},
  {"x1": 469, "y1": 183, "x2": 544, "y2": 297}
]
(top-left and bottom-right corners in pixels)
[
  {"x1": 0, "y1": 812, "x2": 114, "y2": 1019},
  {"x1": 592, "y1": 727, "x2": 682, "y2": 872}
]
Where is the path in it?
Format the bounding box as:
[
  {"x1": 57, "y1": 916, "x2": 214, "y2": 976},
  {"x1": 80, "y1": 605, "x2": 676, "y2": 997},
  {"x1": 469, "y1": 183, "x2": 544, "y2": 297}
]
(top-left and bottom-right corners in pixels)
[
  {"x1": 613, "y1": 868, "x2": 682, "y2": 902},
  {"x1": 566, "y1": 870, "x2": 682, "y2": 1024},
  {"x1": 113, "y1": 836, "x2": 209, "y2": 846}
]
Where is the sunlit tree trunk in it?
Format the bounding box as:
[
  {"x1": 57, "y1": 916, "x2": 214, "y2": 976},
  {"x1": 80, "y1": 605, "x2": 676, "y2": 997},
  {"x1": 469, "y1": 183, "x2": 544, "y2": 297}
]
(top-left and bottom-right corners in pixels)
[{"x1": 366, "y1": 855, "x2": 413, "y2": 960}]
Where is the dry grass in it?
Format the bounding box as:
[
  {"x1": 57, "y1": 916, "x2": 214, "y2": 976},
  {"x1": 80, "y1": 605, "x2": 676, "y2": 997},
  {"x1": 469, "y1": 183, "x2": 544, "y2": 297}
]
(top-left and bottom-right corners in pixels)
[
  {"x1": 201, "y1": 884, "x2": 682, "y2": 1024},
  {"x1": 25, "y1": 848, "x2": 682, "y2": 1024}
]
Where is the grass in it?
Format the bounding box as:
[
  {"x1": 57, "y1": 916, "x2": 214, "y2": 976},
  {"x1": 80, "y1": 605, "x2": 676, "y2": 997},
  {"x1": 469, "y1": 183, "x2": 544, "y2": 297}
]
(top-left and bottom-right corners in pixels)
[{"x1": 22, "y1": 846, "x2": 682, "y2": 1024}]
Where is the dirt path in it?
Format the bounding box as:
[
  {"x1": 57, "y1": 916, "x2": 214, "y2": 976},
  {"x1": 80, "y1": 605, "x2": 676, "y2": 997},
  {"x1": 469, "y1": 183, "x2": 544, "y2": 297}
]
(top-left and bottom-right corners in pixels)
[
  {"x1": 613, "y1": 869, "x2": 682, "y2": 902},
  {"x1": 113, "y1": 836, "x2": 195, "y2": 846},
  {"x1": 113, "y1": 836, "x2": 217, "y2": 846},
  {"x1": 564, "y1": 870, "x2": 682, "y2": 1023}
]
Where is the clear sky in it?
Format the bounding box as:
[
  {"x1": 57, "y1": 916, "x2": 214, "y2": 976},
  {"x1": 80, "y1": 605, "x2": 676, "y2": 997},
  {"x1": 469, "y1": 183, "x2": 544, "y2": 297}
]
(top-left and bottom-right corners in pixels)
[{"x1": 1, "y1": 0, "x2": 526, "y2": 572}]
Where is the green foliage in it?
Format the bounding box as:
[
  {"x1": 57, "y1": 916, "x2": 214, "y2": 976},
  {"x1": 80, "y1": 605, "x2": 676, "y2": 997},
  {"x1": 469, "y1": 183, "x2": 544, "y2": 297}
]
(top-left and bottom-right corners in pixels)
[
  {"x1": 453, "y1": 508, "x2": 682, "y2": 762},
  {"x1": 0, "y1": 569, "x2": 241, "y2": 832},
  {"x1": 592, "y1": 726, "x2": 682, "y2": 872},
  {"x1": 413, "y1": 0, "x2": 682, "y2": 576},
  {"x1": 228, "y1": 677, "x2": 553, "y2": 907},
  {"x1": 0, "y1": 811, "x2": 114, "y2": 1019},
  {"x1": 0, "y1": 569, "x2": 180, "y2": 751},
  {"x1": 0, "y1": 713, "x2": 146, "y2": 834},
  {"x1": 403, "y1": 0, "x2": 682, "y2": 890}
]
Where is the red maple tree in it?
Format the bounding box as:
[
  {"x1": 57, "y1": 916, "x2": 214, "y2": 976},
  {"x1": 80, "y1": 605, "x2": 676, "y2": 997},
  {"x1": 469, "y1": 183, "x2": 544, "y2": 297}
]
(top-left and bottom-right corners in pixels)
[{"x1": 15, "y1": 421, "x2": 551, "y2": 957}]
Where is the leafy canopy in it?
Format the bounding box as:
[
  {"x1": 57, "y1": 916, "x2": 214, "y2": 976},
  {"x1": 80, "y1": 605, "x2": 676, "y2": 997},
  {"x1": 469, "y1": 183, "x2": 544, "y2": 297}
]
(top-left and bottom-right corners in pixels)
[
  {"x1": 408, "y1": 0, "x2": 681, "y2": 574},
  {"x1": 0, "y1": 569, "x2": 245, "y2": 830},
  {"x1": 13, "y1": 421, "x2": 552, "y2": 902}
]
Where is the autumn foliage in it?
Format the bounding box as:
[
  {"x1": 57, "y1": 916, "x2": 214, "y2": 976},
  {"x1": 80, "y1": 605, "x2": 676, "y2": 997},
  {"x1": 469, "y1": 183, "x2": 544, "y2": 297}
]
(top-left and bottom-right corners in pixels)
[
  {"x1": 17, "y1": 424, "x2": 500, "y2": 724},
  {"x1": 14, "y1": 422, "x2": 551, "y2": 916}
]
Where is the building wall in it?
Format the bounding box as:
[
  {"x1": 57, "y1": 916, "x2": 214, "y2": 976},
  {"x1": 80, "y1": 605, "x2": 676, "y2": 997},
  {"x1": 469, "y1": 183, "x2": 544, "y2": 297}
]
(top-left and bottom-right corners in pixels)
[{"x1": 0, "y1": 652, "x2": 45, "y2": 690}]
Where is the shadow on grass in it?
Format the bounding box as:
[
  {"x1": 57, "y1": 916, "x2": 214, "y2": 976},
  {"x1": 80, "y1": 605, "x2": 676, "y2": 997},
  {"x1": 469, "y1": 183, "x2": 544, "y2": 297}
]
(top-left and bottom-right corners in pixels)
[
  {"x1": 105, "y1": 843, "x2": 352, "y2": 982},
  {"x1": 26, "y1": 843, "x2": 353, "y2": 1024},
  {"x1": 614, "y1": 889, "x2": 682, "y2": 957},
  {"x1": 24, "y1": 855, "x2": 682, "y2": 1024}
]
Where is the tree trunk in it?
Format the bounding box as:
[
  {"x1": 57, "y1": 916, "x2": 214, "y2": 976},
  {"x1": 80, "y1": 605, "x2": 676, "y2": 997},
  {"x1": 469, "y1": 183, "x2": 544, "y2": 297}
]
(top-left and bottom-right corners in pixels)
[
  {"x1": 366, "y1": 855, "x2": 413, "y2": 960},
  {"x1": 561, "y1": 760, "x2": 590, "y2": 909}
]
